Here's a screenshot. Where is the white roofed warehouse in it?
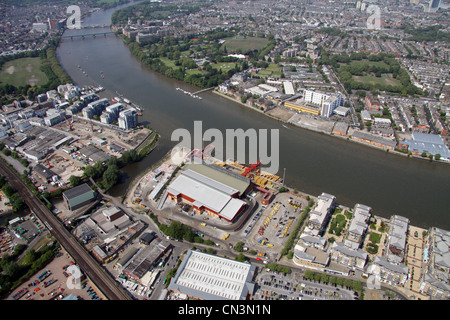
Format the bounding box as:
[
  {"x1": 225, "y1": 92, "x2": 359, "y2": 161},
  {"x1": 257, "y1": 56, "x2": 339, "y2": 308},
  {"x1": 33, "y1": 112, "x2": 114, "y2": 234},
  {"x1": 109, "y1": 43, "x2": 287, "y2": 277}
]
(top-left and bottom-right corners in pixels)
[{"x1": 167, "y1": 250, "x2": 256, "y2": 300}]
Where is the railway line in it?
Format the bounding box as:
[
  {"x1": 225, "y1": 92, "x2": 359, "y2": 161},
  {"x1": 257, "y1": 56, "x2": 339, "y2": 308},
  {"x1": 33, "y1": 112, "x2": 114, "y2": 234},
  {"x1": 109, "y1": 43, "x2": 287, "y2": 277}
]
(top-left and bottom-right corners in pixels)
[{"x1": 0, "y1": 162, "x2": 131, "y2": 300}]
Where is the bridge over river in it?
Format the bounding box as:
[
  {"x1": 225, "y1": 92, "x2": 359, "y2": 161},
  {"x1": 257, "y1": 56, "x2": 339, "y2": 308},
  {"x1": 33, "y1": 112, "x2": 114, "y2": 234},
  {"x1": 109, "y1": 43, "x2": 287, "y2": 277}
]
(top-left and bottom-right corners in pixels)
[{"x1": 61, "y1": 31, "x2": 115, "y2": 40}]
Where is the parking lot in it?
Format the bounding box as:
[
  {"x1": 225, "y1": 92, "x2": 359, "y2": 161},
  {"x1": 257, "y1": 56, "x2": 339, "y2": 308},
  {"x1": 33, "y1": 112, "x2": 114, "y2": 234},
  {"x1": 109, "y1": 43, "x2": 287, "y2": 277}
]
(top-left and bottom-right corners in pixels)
[
  {"x1": 8, "y1": 248, "x2": 106, "y2": 300},
  {"x1": 254, "y1": 269, "x2": 355, "y2": 301},
  {"x1": 245, "y1": 192, "x2": 308, "y2": 259}
]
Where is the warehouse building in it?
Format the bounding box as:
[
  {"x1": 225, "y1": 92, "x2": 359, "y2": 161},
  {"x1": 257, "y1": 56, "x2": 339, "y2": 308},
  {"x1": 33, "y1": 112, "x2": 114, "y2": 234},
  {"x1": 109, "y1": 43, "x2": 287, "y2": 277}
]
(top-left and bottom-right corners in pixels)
[
  {"x1": 167, "y1": 164, "x2": 249, "y2": 222},
  {"x1": 62, "y1": 183, "x2": 96, "y2": 211},
  {"x1": 403, "y1": 132, "x2": 450, "y2": 160},
  {"x1": 123, "y1": 239, "x2": 172, "y2": 280},
  {"x1": 168, "y1": 250, "x2": 256, "y2": 300}
]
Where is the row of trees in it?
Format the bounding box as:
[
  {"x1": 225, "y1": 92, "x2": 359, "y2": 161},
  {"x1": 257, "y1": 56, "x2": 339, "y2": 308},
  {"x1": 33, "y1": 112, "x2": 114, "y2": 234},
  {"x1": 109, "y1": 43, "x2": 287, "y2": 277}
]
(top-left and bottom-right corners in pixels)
[
  {"x1": 80, "y1": 149, "x2": 141, "y2": 190},
  {"x1": 0, "y1": 240, "x2": 58, "y2": 298},
  {"x1": 149, "y1": 213, "x2": 216, "y2": 246},
  {"x1": 303, "y1": 270, "x2": 363, "y2": 293},
  {"x1": 281, "y1": 198, "x2": 314, "y2": 257}
]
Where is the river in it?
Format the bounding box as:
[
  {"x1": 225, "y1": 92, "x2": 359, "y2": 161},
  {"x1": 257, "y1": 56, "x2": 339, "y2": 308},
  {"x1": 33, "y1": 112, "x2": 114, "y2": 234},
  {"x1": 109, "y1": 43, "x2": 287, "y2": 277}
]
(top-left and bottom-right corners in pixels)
[{"x1": 56, "y1": 3, "x2": 450, "y2": 230}]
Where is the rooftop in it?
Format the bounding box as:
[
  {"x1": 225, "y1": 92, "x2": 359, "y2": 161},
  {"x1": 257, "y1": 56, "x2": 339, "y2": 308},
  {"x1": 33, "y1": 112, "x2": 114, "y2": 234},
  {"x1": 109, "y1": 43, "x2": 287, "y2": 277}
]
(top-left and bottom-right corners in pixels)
[
  {"x1": 62, "y1": 183, "x2": 94, "y2": 200},
  {"x1": 168, "y1": 250, "x2": 256, "y2": 300},
  {"x1": 183, "y1": 163, "x2": 250, "y2": 196}
]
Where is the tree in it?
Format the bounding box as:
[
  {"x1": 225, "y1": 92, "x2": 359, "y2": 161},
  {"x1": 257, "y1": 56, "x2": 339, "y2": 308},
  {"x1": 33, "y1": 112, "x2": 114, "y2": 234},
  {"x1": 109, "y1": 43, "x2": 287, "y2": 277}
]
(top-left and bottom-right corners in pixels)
[
  {"x1": 235, "y1": 253, "x2": 247, "y2": 262},
  {"x1": 314, "y1": 273, "x2": 321, "y2": 282},
  {"x1": 10, "y1": 194, "x2": 24, "y2": 212},
  {"x1": 304, "y1": 270, "x2": 314, "y2": 280},
  {"x1": 233, "y1": 241, "x2": 244, "y2": 252},
  {"x1": 83, "y1": 165, "x2": 98, "y2": 179},
  {"x1": 102, "y1": 164, "x2": 121, "y2": 188},
  {"x1": 2, "y1": 184, "x2": 14, "y2": 198},
  {"x1": 94, "y1": 161, "x2": 106, "y2": 176},
  {"x1": 352, "y1": 280, "x2": 363, "y2": 292},
  {"x1": 69, "y1": 175, "x2": 81, "y2": 187},
  {"x1": 320, "y1": 273, "x2": 329, "y2": 284}
]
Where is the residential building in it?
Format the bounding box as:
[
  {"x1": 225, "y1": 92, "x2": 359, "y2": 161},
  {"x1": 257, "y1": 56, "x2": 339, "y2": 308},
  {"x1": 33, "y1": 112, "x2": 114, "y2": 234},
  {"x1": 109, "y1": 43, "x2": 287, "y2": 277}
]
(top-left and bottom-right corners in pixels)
[
  {"x1": 118, "y1": 109, "x2": 138, "y2": 130},
  {"x1": 386, "y1": 215, "x2": 409, "y2": 264},
  {"x1": 330, "y1": 241, "x2": 368, "y2": 270},
  {"x1": 303, "y1": 89, "x2": 343, "y2": 118},
  {"x1": 293, "y1": 243, "x2": 330, "y2": 271},
  {"x1": 367, "y1": 256, "x2": 409, "y2": 287},
  {"x1": 104, "y1": 103, "x2": 124, "y2": 123},
  {"x1": 344, "y1": 204, "x2": 372, "y2": 249},
  {"x1": 44, "y1": 113, "x2": 64, "y2": 127},
  {"x1": 307, "y1": 193, "x2": 336, "y2": 236},
  {"x1": 365, "y1": 94, "x2": 381, "y2": 111},
  {"x1": 420, "y1": 227, "x2": 450, "y2": 299}
]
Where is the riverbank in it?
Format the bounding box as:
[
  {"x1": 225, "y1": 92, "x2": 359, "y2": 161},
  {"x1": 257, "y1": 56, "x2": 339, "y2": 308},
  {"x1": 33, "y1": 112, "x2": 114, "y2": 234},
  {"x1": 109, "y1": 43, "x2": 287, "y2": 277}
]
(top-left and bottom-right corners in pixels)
[{"x1": 213, "y1": 89, "x2": 450, "y2": 165}]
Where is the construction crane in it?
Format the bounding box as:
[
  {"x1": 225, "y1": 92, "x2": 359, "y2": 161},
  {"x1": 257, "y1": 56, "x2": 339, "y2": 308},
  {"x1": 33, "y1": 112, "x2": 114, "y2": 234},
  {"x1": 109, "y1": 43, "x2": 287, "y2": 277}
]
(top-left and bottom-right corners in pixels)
[{"x1": 240, "y1": 160, "x2": 261, "y2": 179}]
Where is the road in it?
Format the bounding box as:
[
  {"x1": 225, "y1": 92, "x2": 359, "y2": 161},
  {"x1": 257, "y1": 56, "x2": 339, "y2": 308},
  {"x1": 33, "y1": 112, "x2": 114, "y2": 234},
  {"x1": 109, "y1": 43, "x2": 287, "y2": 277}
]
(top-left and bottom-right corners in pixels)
[{"x1": 0, "y1": 161, "x2": 132, "y2": 300}]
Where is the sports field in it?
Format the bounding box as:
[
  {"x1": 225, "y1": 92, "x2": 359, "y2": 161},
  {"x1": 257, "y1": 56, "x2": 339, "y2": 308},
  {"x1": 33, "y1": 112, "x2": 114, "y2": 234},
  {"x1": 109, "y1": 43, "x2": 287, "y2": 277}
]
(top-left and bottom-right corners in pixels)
[
  {"x1": 0, "y1": 57, "x2": 48, "y2": 87},
  {"x1": 221, "y1": 36, "x2": 269, "y2": 52}
]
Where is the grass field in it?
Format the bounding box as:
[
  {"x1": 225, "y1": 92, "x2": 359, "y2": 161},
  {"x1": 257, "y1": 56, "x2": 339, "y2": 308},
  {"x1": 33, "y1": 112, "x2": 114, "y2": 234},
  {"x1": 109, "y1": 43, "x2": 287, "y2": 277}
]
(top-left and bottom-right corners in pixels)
[
  {"x1": 257, "y1": 63, "x2": 282, "y2": 78},
  {"x1": 0, "y1": 57, "x2": 48, "y2": 87},
  {"x1": 221, "y1": 36, "x2": 269, "y2": 52},
  {"x1": 210, "y1": 62, "x2": 237, "y2": 71},
  {"x1": 159, "y1": 57, "x2": 177, "y2": 69},
  {"x1": 353, "y1": 75, "x2": 401, "y2": 87}
]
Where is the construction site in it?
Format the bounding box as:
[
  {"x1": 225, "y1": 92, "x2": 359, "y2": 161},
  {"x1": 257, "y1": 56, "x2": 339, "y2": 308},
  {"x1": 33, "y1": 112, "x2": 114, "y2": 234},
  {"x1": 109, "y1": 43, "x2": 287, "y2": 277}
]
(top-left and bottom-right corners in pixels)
[{"x1": 23, "y1": 115, "x2": 153, "y2": 193}]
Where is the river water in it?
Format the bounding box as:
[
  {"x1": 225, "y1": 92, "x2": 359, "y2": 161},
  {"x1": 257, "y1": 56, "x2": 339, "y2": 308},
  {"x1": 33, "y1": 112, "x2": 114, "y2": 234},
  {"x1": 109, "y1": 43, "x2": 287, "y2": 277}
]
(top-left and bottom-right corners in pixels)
[{"x1": 56, "y1": 4, "x2": 450, "y2": 230}]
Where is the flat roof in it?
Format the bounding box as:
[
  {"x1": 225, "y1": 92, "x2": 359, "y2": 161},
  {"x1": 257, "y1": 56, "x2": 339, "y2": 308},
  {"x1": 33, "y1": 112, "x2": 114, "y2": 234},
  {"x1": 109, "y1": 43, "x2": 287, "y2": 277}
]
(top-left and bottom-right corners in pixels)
[
  {"x1": 168, "y1": 250, "x2": 256, "y2": 300},
  {"x1": 404, "y1": 133, "x2": 450, "y2": 158},
  {"x1": 168, "y1": 173, "x2": 232, "y2": 214},
  {"x1": 167, "y1": 171, "x2": 246, "y2": 220},
  {"x1": 183, "y1": 163, "x2": 250, "y2": 196}
]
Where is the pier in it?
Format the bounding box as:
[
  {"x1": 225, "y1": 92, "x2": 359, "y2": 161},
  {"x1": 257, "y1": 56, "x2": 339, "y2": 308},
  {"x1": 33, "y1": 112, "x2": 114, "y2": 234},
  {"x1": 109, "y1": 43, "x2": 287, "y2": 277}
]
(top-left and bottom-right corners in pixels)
[{"x1": 175, "y1": 86, "x2": 215, "y2": 100}]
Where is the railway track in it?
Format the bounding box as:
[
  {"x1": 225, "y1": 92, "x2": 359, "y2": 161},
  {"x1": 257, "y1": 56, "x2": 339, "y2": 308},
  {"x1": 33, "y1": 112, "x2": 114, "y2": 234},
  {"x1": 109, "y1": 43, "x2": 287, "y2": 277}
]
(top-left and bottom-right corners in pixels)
[{"x1": 0, "y1": 162, "x2": 131, "y2": 300}]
